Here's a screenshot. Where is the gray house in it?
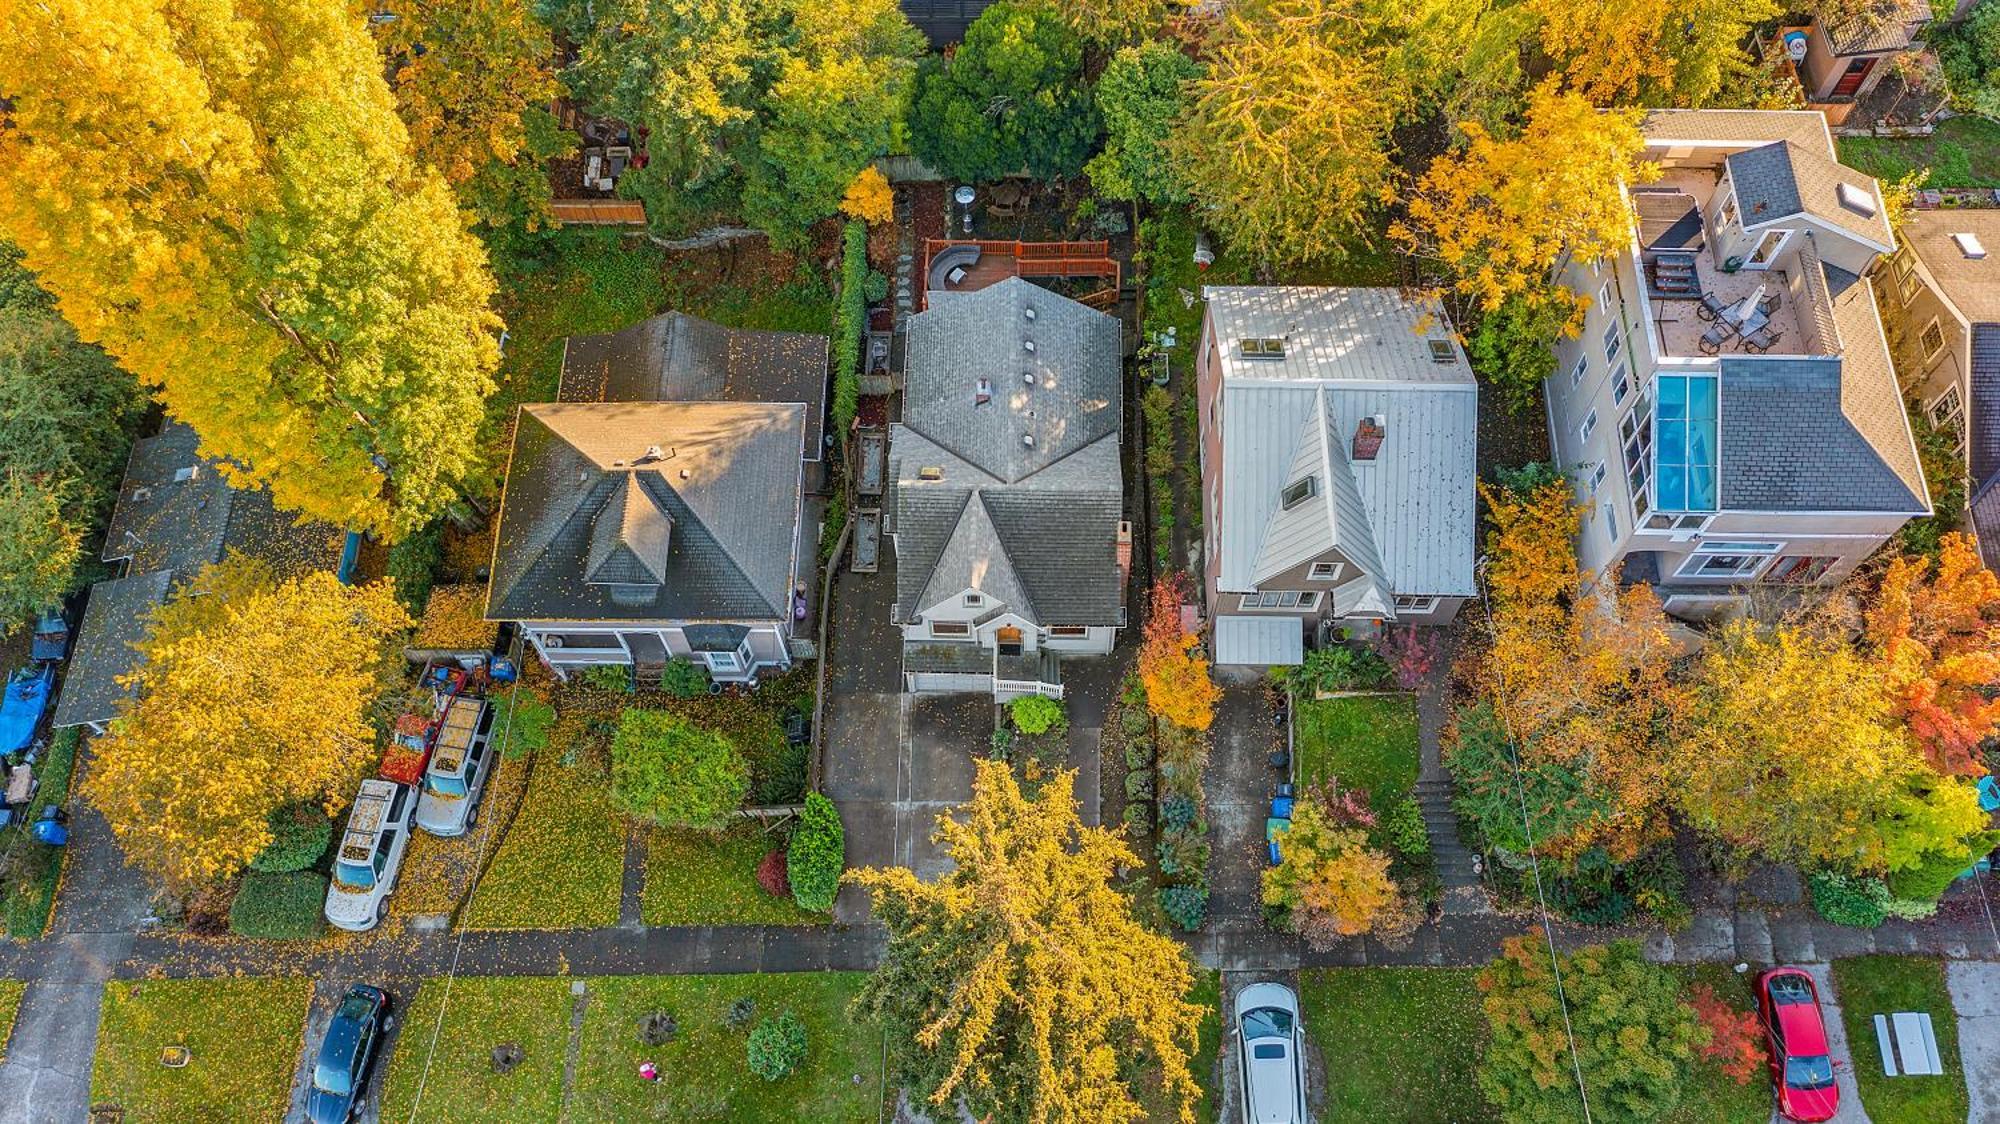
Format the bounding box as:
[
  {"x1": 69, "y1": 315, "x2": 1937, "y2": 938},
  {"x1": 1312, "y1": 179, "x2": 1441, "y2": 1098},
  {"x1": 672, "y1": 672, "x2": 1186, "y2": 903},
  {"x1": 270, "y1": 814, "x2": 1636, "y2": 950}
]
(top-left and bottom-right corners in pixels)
[
  {"x1": 54, "y1": 422, "x2": 353, "y2": 733},
  {"x1": 487, "y1": 313, "x2": 825, "y2": 684},
  {"x1": 1195, "y1": 287, "x2": 1479, "y2": 667},
  {"x1": 890, "y1": 277, "x2": 1128, "y2": 698}
]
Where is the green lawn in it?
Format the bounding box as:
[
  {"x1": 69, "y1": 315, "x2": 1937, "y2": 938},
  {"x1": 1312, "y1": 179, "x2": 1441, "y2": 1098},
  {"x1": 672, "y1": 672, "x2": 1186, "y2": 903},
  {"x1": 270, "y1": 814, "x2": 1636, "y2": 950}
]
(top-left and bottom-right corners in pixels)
[
  {"x1": 0, "y1": 980, "x2": 22, "y2": 1060},
  {"x1": 4, "y1": 728, "x2": 78, "y2": 937},
  {"x1": 1298, "y1": 967, "x2": 1488, "y2": 1123},
  {"x1": 1838, "y1": 117, "x2": 2000, "y2": 189},
  {"x1": 1666, "y1": 965, "x2": 1776, "y2": 1124},
  {"x1": 460, "y1": 747, "x2": 627, "y2": 930},
  {"x1": 378, "y1": 977, "x2": 575, "y2": 1124},
  {"x1": 1296, "y1": 694, "x2": 1421, "y2": 804},
  {"x1": 643, "y1": 824, "x2": 827, "y2": 926},
  {"x1": 91, "y1": 977, "x2": 311, "y2": 1122},
  {"x1": 1833, "y1": 956, "x2": 1968, "y2": 1124},
  {"x1": 568, "y1": 972, "x2": 882, "y2": 1122}
]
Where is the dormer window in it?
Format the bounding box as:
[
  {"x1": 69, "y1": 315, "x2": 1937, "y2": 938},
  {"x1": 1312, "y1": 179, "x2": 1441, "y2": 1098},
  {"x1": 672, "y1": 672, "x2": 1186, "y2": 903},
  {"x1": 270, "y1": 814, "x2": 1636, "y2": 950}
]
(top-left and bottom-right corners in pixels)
[{"x1": 1281, "y1": 476, "x2": 1317, "y2": 509}]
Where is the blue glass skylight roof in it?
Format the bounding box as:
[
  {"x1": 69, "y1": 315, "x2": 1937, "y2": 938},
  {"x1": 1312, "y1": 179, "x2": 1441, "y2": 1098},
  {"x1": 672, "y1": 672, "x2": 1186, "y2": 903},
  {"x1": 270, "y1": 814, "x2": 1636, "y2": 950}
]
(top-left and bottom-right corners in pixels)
[{"x1": 1653, "y1": 373, "x2": 1718, "y2": 512}]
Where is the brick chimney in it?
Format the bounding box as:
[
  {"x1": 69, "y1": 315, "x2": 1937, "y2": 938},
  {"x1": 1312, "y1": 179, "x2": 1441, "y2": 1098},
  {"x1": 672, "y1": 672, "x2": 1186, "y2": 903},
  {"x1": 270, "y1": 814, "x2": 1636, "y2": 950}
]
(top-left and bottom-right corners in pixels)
[{"x1": 1352, "y1": 416, "x2": 1385, "y2": 461}]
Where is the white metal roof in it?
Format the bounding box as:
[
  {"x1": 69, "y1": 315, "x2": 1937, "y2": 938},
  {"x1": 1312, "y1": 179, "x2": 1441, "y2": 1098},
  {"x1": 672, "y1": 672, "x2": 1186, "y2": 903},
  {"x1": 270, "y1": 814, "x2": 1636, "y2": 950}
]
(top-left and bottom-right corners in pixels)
[
  {"x1": 1201, "y1": 287, "x2": 1474, "y2": 386},
  {"x1": 1214, "y1": 615, "x2": 1304, "y2": 666}
]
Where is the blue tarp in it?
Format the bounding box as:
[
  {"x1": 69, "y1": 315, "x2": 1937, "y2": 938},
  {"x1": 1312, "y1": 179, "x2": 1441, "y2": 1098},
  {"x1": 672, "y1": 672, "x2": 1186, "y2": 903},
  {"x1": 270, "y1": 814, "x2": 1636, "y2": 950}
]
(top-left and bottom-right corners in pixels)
[{"x1": 0, "y1": 665, "x2": 52, "y2": 755}]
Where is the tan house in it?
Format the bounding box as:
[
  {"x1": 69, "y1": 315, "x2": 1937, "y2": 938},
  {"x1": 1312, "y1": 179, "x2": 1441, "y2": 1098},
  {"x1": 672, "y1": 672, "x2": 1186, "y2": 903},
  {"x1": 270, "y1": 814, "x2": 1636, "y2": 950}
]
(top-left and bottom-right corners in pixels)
[
  {"x1": 1778, "y1": 0, "x2": 1933, "y2": 106},
  {"x1": 1545, "y1": 110, "x2": 1928, "y2": 620},
  {"x1": 1874, "y1": 210, "x2": 2000, "y2": 568},
  {"x1": 1195, "y1": 287, "x2": 1479, "y2": 667}
]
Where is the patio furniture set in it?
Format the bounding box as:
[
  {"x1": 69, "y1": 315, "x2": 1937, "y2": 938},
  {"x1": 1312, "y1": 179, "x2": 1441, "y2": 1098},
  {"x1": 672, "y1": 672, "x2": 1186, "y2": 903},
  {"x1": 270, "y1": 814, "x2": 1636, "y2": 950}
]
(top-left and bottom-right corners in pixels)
[{"x1": 1694, "y1": 284, "x2": 1785, "y2": 355}]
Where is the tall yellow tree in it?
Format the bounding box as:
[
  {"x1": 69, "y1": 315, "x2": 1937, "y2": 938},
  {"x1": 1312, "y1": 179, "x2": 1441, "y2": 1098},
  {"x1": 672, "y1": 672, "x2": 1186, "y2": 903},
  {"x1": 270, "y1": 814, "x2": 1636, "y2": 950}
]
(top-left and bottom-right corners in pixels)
[
  {"x1": 1049, "y1": 0, "x2": 1188, "y2": 45},
  {"x1": 849, "y1": 761, "x2": 1206, "y2": 1124},
  {"x1": 83, "y1": 558, "x2": 411, "y2": 889},
  {"x1": 0, "y1": 0, "x2": 502, "y2": 539},
  {"x1": 1172, "y1": 0, "x2": 1472, "y2": 264},
  {"x1": 1528, "y1": 0, "x2": 1781, "y2": 107},
  {"x1": 1395, "y1": 83, "x2": 1655, "y2": 317}
]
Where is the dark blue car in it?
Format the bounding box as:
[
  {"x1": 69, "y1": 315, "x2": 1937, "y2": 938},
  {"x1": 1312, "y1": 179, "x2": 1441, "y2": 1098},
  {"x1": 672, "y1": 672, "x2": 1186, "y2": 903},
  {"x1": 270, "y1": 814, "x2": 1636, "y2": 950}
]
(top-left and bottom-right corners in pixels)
[{"x1": 305, "y1": 985, "x2": 393, "y2": 1124}]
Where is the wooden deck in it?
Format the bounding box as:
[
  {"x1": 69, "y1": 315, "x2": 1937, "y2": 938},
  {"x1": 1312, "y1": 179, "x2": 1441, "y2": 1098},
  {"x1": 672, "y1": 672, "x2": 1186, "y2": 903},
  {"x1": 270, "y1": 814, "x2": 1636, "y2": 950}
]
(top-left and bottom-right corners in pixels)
[{"x1": 919, "y1": 239, "x2": 1120, "y2": 310}]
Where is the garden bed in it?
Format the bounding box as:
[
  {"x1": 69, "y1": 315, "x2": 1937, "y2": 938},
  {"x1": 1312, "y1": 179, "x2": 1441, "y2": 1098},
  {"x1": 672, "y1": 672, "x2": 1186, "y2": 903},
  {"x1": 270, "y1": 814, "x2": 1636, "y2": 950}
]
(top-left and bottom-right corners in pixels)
[
  {"x1": 1833, "y1": 956, "x2": 1968, "y2": 1124},
  {"x1": 642, "y1": 824, "x2": 826, "y2": 926},
  {"x1": 91, "y1": 977, "x2": 311, "y2": 1122},
  {"x1": 3, "y1": 727, "x2": 78, "y2": 937},
  {"x1": 568, "y1": 972, "x2": 883, "y2": 1122},
  {"x1": 1295, "y1": 694, "x2": 1419, "y2": 804},
  {"x1": 1297, "y1": 967, "x2": 1488, "y2": 1123},
  {"x1": 378, "y1": 976, "x2": 575, "y2": 1123}
]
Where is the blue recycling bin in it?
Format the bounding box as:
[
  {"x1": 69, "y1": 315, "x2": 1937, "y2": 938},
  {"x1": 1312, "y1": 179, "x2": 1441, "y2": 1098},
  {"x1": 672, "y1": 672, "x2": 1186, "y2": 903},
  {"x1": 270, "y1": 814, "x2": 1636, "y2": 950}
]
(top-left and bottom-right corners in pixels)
[{"x1": 32, "y1": 807, "x2": 66, "y2": 846}]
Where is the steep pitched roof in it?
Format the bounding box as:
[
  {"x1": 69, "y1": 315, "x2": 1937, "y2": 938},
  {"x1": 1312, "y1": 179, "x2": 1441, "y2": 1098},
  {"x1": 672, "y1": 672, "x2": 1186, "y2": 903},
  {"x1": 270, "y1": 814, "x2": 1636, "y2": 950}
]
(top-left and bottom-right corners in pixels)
[
  {"x1": 902, "y1": 277, "x2": 1122, "y2": 484},
  {"x1": 1717, "y1": 354, "x2": 1927, "y2": 514},
  {"x1": 1905, "y1": 211, "x2": 2000, "y2": 324},
  {"x1": 558, "y1": 311, "x2": 829, "y2": 460},
  {"x1": 1248, "y1": 394, "x2": 1390, "y2": 609},
  {"x1": 488, "y1": 401, "x2": 805, "y2": 623},
  {"x1": 1727, "y1": 142, "x2": 1894, "y2": 250}
]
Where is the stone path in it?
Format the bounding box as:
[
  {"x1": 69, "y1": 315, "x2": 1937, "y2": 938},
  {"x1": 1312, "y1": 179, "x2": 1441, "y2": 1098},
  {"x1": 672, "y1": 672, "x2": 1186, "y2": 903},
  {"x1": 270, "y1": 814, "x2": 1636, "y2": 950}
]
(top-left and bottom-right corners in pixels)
[
  {"x1": 1413, "y1": 630, "x2": 1484, "y2": 916},
  {"x1": 1947, "y1": 961, "x2": 2000, "y2": 1124}
]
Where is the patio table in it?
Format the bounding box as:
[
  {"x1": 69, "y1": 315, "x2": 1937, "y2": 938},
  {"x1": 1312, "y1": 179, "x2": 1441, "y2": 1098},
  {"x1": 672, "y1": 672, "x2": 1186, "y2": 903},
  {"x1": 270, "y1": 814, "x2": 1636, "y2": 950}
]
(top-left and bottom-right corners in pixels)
[{"x1": 1721, "y1": 285, "x2": 1771, "y2": 337}]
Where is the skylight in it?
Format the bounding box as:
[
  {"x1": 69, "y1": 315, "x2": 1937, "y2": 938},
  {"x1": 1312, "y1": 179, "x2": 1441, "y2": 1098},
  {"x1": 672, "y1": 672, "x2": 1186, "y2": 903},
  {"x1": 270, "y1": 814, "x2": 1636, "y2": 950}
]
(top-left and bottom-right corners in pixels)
[
  {"x1": 1953, "y1": 232, "x2": 1987, "y2": 260},
  {"x1": 1837, "y1": 182, "x2": 1877, "y2": 218},
  {"x1": 1654, "y1": 373, "x2": 1718, "y2": 512}
]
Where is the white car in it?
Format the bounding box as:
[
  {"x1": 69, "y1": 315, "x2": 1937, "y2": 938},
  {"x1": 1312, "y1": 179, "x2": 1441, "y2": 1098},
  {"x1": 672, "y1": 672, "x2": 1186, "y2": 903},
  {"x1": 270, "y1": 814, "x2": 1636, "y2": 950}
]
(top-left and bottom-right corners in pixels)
[
  {"x1": 1235, "y1": 982, "x2": 1306, "y2": 1124},
  {"x1": 324, "y1": 779, "x2": 414, "y2": 932}
]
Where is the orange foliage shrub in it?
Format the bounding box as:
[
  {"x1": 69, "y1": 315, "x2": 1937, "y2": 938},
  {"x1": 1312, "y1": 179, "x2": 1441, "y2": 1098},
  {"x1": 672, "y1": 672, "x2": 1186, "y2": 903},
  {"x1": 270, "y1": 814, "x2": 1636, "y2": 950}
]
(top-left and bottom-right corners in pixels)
[
  {"x1": 1688, "y1": 983, "x2": 1763, "y2": 1085},
  {"x1": 1138, "y1": 574, "x2": 1219, "y2": 731},
  {"x1": 1866, "y1": 533, "x2": 2000, "y2": 775}
]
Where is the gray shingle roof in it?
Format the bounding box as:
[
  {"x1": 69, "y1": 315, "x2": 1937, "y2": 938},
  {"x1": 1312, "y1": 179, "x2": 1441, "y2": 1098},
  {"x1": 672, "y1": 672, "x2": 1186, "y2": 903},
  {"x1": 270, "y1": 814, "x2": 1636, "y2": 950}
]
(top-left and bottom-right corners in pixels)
[
  {"x1": 558, "y1": 312, "x2": 829, "y2": 460},
  {"x1": 488, "y1": 401, "x2": 805, "y2": 623},
  {"x1": 1727, "y1": 142, "x2": 1894, "y2": 250},
  {"x1": 51, "y1": 570, "x2": 172, "y2": 730},
  {"x1": 903, "y1": 277, "x2": 1122, "y2": 484},
  {"x1": 1717, "y1": 354, "x2": 1925, "y2": 514},
  {"x1": 1968, "y1": 326, "x2": 2000, "y2": 573},
  {"x1": 1906, "y1": 211, "x2": 2000, "y2": 324}
]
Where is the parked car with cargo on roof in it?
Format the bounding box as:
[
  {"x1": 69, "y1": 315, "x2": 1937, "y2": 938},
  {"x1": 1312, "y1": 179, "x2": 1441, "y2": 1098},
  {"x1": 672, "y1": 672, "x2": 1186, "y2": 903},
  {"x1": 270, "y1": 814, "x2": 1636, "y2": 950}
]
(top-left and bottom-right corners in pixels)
[
  {"x1": 324, "y1": 779, "x2": 414, "y2": 932},
  {"x1": 412, "y1": 694, "x2": 495, "y2": 837}
]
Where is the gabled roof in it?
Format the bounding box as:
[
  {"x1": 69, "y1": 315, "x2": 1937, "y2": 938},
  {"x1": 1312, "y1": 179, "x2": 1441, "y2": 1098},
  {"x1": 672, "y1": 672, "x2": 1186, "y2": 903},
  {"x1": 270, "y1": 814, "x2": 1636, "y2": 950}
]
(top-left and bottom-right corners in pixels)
[
  {"x1": 1726, "y1": 142, "x2": 1894, "y2": 250},
  {"x1": 1717, "y1": 356, "x2": 1927, "y2": 514},
  {"x1": 558, "y1": 311, "x2": 828, "y2": 460},
  {"x1": 902, "y1": 277, "x2": 1122, "y2": 484},
  {"x1": 889, "y1": 425, "x2": 1124, "y2": 626},
  {"x1": 1824, "y1": 0, "x2": 1929, "y2": 56},
  {"x1": 488, "y1": 401, "x2": 805, "y2": 623},
  {"x1": 1905, "y1": 211, "x2": 2000, "y2": 324},
  {"x1": 50, "y1": 569, "x2": 173, "y2": 730},
  {"x1": 1211, "y1": 288, "x2": 1476, "y2": 601}
]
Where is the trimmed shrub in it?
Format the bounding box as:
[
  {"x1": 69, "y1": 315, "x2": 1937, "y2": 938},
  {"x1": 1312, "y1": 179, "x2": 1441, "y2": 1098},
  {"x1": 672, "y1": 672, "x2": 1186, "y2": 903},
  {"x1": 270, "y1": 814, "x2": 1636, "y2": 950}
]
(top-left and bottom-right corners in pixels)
[
  {"x1": 724, "y1": 996, "x2": 757, "y2": 1031},
  {"x1": 579, "y1": 664, "x2": 633, "y2": 694},
  {"x1": 786, "y1": 792, "x2": 844, "y2": 913},
  {"x1": 1010, "y1": 695, "x2": 1067, "y2": 736},
  {"x1": 1886, "y1": 831, "x2": 2000, "y2": 905},
  {"x1": 746, "y1": 1010, "x2": 808, "y2": 1081},
  {"x1": 1378, "y1": 796, "x2": 1430, "y2": 857},
  {"x1": 1158, "y1": 884, "x2": 1208, "y2": 932},
  {"x1": 249, "y1": 802, "x2": 333, "y2": 873},
  {"x1": 1809, "y1": 871, "x2": 1891, "y2": 928},
  {"x1": 863, "y1": 269, "x2": 889, "y2": 303},
  {"x1": 756, "y1": 848, "x2": 791, "y2": 900},
  {"x1": 1159, "y1": 794, "x2": 1198, "y2": 832},
  {"x1": 1119, "y1": 706, "x2": 1152, "y2": 739},
  {"x1": 229, "y1": 871, "x2": 327, "y2": 939},
  {"x1": 657, "y1": 658, "x2": 709, "y2": 699},
  {"x1": 1122, "y1": 801, "x2": 1153, "y2": 835},
  {"x1": 1123, "y1": 767, "x2": 1155, "y2": 803},
  {"x1": 832, "y1": 221, "x2": 866, "y2": 443},
  {"x1": 610, "y1": 710, "x2": 750, "y2": 829}
]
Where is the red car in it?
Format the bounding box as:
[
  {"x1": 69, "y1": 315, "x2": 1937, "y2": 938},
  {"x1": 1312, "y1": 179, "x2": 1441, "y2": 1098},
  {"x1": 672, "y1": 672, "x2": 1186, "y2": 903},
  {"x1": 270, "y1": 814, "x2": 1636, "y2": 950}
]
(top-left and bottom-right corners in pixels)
[{"x1": 1755, "y1": 967, "x2": 1840, "y2": 1122}]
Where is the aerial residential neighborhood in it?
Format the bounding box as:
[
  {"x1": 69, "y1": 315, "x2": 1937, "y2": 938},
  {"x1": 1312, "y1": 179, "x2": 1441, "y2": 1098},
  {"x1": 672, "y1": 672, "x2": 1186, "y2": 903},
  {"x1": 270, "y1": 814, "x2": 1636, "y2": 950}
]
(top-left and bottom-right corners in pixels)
[{"x1": 2, "y1": 2, "x2": 2000, "y2": 1123}]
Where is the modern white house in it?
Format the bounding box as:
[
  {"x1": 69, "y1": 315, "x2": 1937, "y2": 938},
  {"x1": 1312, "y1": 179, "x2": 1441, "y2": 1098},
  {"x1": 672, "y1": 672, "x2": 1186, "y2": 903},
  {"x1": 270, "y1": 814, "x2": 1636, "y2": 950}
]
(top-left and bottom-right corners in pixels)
[
  {"x1": 889, "y1": 277, "x2": 1129, "y2": 697},
  {"x1": 486, "y1": 313, "x2": 826, "y2": 685},
  {"x1": 1545, "y1": 109, "x2": 1929, "y2": 620},
  {"x1": 1195, "y1": 286, "x2": 1479, "y2": 667}
]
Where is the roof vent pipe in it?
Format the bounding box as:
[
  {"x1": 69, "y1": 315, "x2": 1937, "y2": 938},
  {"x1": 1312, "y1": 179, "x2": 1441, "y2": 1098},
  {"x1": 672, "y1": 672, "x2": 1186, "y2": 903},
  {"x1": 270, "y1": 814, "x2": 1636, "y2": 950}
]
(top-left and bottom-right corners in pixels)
[
  {"x1": 1023, "y1": 306, "x2": 1037, "y2": 321},
  {"x1": 1022, "y1": 340, "x2": 1036, "y2": 353},
  {"x1": 1022, "y1": 371, "x2": 1036, "y2": 385},
  {"x1": 1022, "y1": 433, "x2": 1035, "y2": 448}
]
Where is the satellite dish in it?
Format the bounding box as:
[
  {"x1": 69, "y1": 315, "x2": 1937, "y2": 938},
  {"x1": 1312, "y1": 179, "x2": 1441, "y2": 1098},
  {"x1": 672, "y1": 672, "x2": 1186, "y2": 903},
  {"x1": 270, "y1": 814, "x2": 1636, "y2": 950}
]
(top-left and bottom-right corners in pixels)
[{"x1": 1783, "y1": 31, "x2": 1809, "y2": 62}]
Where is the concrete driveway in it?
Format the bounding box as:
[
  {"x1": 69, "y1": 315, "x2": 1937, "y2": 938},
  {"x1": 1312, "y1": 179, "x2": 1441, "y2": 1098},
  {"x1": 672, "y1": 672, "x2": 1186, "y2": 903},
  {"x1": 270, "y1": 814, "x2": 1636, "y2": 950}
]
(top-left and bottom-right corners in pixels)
[
  {"x1": 1946, "y1": 961, "x2": 2000, "y2": 1124},
  {"x1": 1799, "y1": 963, "x2": 1873, "y2": 1124}
]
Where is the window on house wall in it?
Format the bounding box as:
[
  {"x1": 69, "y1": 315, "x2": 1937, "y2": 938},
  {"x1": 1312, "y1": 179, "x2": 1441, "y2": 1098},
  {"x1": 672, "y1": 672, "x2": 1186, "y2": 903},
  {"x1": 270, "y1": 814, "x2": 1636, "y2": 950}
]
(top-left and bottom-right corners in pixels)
[
  {"x1": 1603, "y1": 505, "x2": 1618, "y2": 542},
  {"x1": 1719, "y1": 190, "x2": 1739, "y2": 229},
  {"x1": 930, "y1": 619, "x2": 971, "y2": 637},
  {"x1": 1281, "y1": 476, "x2": 1317, "y2": 509},
  {"x1": 1900, "y1": 260, "x2": 1921, "y2": 303},
  {"x1": 1570, "y1": 354, "x2": 1588, "y2": 390},
  {"x1": 1675, "y1": 542, "x2": 1782, "y2": 579},
  {"x1": 1393, "y1": 595, "x2": 1439, "y2": 614},
  {"x1": 1598, "y1": 281, "x2": 1613, "y2": 315},
  {"x1": 1587, "y1": 461, "x2": 1607, "y2": 494},
  {"x1": 1621, "y1": 393, "x2": 1654, "y2": 518},
  {"x1": 1922, "y1": 318, "x2": 1946, "y2": 360},
  {"x1": 545, "y1": 632, "x2": 624, "y2": 650},
  {"x1": 1610, "y1": 361, "x2": 1631, "y2": 406},
  {"x1": 1243, "y1": 591, "x2": 1320, "y2": 610},
  {"x1": 1765, "y1": 556, "x2": 1836, "y2": 584},
  {"x1": 1603, "y1": 321, "x2": 1622, "y2": 363},
  {"x1": 1931, "y1": 384, "x2": 1964, "y2": 430},
  {"x1": 1048, "y1": 626, "x2": 1088, "y2": 638},
  {"x1": 963, "y1": 592, "x2": 984, "y2": 607},
  {"x1": 1580, "y1": 409, "x2": 1599, "y2": 446},
  {"x1": 1308, "y1": 561, "x2": 1345, "y2": 581}
]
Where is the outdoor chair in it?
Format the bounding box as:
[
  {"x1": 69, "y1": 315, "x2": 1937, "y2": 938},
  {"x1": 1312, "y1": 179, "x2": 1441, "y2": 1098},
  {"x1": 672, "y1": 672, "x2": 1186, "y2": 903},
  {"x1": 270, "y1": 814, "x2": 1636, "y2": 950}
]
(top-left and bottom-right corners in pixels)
[
  {"x1": 1698, "y1": 321, "x2": 1735, "y2": 355},
  {"x1": 1741, "y1": 326, "x2": 1784, "y2": 354},
  {"x1": 1696, "y1": 292, "x2": 1731, "y2": 322},
  {"x1": 1758, "y1": 289, "x2": 1783, "y2": 316}
]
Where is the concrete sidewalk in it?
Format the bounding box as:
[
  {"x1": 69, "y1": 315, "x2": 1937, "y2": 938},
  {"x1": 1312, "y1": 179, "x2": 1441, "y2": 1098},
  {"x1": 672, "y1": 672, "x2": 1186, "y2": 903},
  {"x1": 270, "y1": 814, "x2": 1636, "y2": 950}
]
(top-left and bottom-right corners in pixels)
[{"x1": 1947, "y1": 961, "x2": 2000, "y2": 1124}]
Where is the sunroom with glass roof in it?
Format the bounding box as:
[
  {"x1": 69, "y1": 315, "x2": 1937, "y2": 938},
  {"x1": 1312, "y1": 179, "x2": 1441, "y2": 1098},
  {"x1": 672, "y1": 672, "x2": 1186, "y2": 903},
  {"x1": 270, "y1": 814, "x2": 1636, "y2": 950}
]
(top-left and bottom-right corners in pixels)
[{"x1": 1653, "y1": 372, "x2": 1718, "y2": 513}]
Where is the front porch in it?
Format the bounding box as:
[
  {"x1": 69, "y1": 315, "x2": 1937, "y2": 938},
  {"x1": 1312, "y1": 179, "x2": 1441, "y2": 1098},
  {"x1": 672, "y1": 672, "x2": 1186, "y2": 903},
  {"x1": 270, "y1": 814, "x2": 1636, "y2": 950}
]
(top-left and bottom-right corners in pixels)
[{"x1": 901, "y1": 641, "x2": 1064, "y2": 699}]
